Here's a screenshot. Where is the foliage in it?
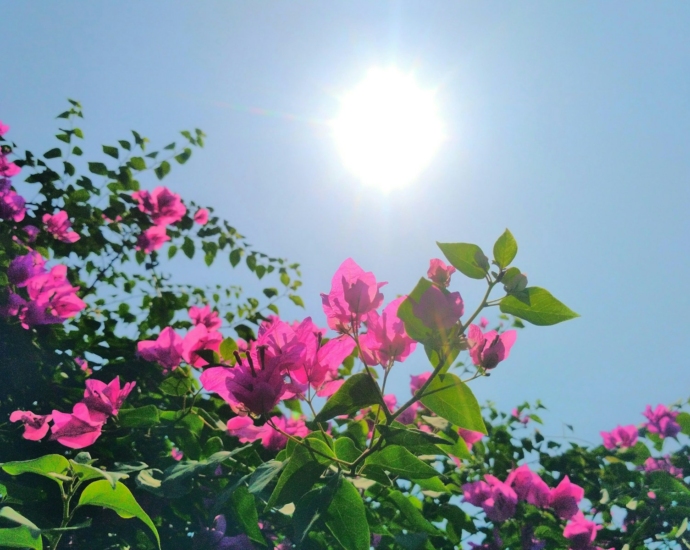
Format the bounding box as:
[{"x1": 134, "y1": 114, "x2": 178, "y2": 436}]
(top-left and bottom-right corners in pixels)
[{"x1": 0, "y1": 105, "x2": 687, "y2": 550}]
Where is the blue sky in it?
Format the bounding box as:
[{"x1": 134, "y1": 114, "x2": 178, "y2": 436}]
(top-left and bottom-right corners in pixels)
[{"x1": 3, "y1": 1, "x2": 689, "y2": 443}]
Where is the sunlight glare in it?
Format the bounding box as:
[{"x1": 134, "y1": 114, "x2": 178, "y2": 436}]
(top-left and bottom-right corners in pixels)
[{"x1": 333, "y1": 68, "x2": 444, "y2": 191}]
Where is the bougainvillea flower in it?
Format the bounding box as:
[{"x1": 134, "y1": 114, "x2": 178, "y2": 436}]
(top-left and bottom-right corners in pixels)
[
  {"x1": 193, "y1": 208, "x2": 209, "y2": 225},
  {"x1": 410, "y1": 372, "x2": 432, "y2": 395},
  {"x1": 467, "y1": 324, "x2": 517, "y2": 370},
  {"x1": 224, "y1": 353, "x2": 286, "y2": 415},
  {"x1": 563, "y1": 512, "x2": 602, "y2": 550},
  {"x1": 412, "y1": 284, "x2": 464, "y2": 330},
  {"x1": 138, "y1": 326, "x2": 184, "y2": 372},
  {"x1": 82, "y1": 377, "x2": 136, "y2": 420},
  {"x1": 643, "y1": 404, "x2": 680, "y2": 439},
  {"x1": 600, "y1": 425, "x2": 638, "y2": 450},
  {"x1": 0, "y1": 189, "x2": 26, "y2": 221},
  {"x1": 189, "y1": 304, "x2": 222, "y2": 331},
  {"x1": 427, "y1": 258, "x2": 456, "y2": 287},
  {"x1": 192, "y1": 514, "x2": 248, "y2": 550},
  {"x1": 643, "y1": 456, "x2": 683, "y2": 479},
  {"x1": 22, "y1": 225, "x2": 40, "y2": 242},
  {"x1": 50, "y1": 403, "x2": 104, "y2": 449},
  {"x1": 182, "y1": 324, "x2": 223, "y2": 368},
  {"x1": 135, "y1": 225, "x2": 170, "y2": 253},
  {"x1": 75, "y1": 357, "x2": 92, "y2": 376},
  {"x1": 200, "y1": 367, "x2": 243, "y2": 413},
  {"x1": 506, "y1": 464, "x2": 550, "y2": 507},
  {"x1": 0, "y1": 155, "x2": 20, "y2": 178},
  {"x1": 458, "y1": 428, "x2": 485, "y2": 452},
  {"x1": 0, "y1": 120, "x2": 8, "y2": 135},
  {"x1": 479, "y1": 317, "x2": 489, "y2": 329},
  {"x1": 321, "y1": 258, "x2": 386, "y2": 332},
  {"x1": 512, "y1": 408, "x2": 530, "y2": 425},
  {"x1": 20, "y1": 264, "x2": 86, "y2": 326},
  {"x1": 132, "y1": 186, "x2": 186, "y2": 226},
  {"x1": 396, "y1": 402, "x2": 419, "y2": 425},
  {"x1": 42, "y1": 210, "x2": 80, "y2": 243},
  {"x1": 7, "y1": 251, "x2": 46, "y2": 287},
  {"x1": 9, "y1": 410, "x2": 52, "y2": 441},
  {"x1": 482, "y1": 475, "x2": 518, "y2": 522},
  {"x1": 549, "y1": 476, "x2": 585, "y2": 519},
  {"x1": 171, "y1": 448, "x2": 184, "y2": 461},
  {"x1": 462, "y1": 479, "x2": 491, "y2": 507},
  {"x1": 360, "y1": 297, "x2": 416, "y2": 367},
  {"x1": 227, "y1": 414, "x2": 308, "y2": 451}
]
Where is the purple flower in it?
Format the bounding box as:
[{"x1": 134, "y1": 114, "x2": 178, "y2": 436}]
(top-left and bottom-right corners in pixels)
[
  {"x1": 643, "y1": 404, "x2": 680, "y2": 439},
  {"x1": 600, "y1": 425, "x2": 638, "y2": 450}
]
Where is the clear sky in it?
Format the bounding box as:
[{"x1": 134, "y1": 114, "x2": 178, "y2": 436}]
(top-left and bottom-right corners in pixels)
[{"x1": 3, "y1": 1, "x2": 689, "y2": 443}]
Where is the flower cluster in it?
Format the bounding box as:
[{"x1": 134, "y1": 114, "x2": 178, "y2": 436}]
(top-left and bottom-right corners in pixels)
[
  {"x1": 0, "y1": 122, "x2": 26, "y2": 223},
  {"x1": 10, "y1": 377, "x2": 135, "y2": 448},
  {"x1": 463, "y1": 466, "x2": 602, "y2": 549},
  {"x1": 643, "y1": 404, "x2": 680, "y2": 439},
  {"x1": 2, "y1": 252, "x2": 86, "y2": 328},
  {"x1": 600, "y1": 424, "x2": 638, "y2": 450},
  {"x1": 43, "y1": 210, "x2": 80, "y2": 243},
  {"x1": 132, "y1": 186, "x2": 186, "y2": 253}
]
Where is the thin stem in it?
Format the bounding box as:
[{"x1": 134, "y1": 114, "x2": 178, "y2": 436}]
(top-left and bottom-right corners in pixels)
[{"x1": 266, "y1": 419, "x2": 351, "y2": 467}]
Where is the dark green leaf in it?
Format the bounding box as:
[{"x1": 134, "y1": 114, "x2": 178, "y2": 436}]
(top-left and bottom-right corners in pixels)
[
  {"x1": 325, "y1": 478, "x2": 369, "y2": 550},
  {"x1": 437, "y1": 242, "x2": 488, "y2": 279},
  {"x1": 334, "y1": 437, "x2": 360, "y2": 463},
  {"x1": 229, "y1": 486, "x2": 264, "y2": 545},
  {"x1": 78, "y1": 480, "x2": 160, "y2": 549},
  {"x1": 44, "y1": 148, "x2": 61, "y2": 159},
  {"x1": 387, "y1": 491, "x2": 438, "y2": 534},
  {"x1": 154, "y1": 161, "x2": 170, "y2": 180},
  {"x1": 182, "y1": 237, "x2": 195, "y2": 259},
  {"x1": 88, "y1": 162, "x2": 108, "y2": 176},
  {"x1": 102, "y1": 145, "x2": 119, "y2": 159},
  {"x1": 129, "y1": 157, "x2": 146, "y2": 171},
  {"x1": 247, "y1": 460, "x2": 284, "y2": 496},
  {"x1": 493, "y1": 229, "x2": 518, "y2": 269},
  {"x1": 500, "y1": 287, "x2": 579, "y2": 326},
  {"x1": 363, "y1": 445, "x2": 439, "y2": 479},
  {"x1": 118, "y1": 406, "x2": 160, "y2": 428},
  {"x1": 229, "y1": 249, "x2": 241, "y2": 267},
  {"x1": 314, "y1": 373, "x2": 382, "y2": 422},
  {"x1": 420, "y1": 373, "x2": 487, "y2": 434},
  {"x1": 159, "y1": 371, "x2": 194, "y2": 397}
]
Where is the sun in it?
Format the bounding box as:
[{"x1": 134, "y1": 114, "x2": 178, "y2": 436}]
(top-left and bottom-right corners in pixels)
[{"x1": 333, "y1": 68, "x2": 444, "y2": 191}]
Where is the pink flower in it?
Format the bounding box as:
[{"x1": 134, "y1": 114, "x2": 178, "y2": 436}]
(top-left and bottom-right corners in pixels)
[
  {"x1": 600, "y1": 425, "x2": 638, "y2": 450},
  {"x1": 0, "y1": 121, "x2": 8, "y2": 135},
  {"x1": 42, "y1": 211, "x2": 80, "y2": 243},
  {"x1": 18, "y1": 264, "x2": 86, "y2": 326},
  {"x1": 411, "y1": 284, "x2": 464, "y2": 330},
  {"x1": 75, "y1": 357, "x2": 92, "y2": 376},
  {"x1": 512, "y1": 408, "x2": 529, "y2": 425},
  {"x1": 0, "y1": 189, "x2": 26, "y2": 221},
  {"x1": 458, "y1": 428, "x2": 484, "y2": 452},
  {"x1": 549, "y1": 476, "x2": 584, "y2": 519},
  {"x1": 50, "y1": 403, "x2": 104, "y2": 449},
  {"x1": 427, "y1": 258, "x2": 456, "y2": 287},
  {"x1": 410, "y1": 372, "x2": 432, "y2": 395},
  {"x1": 189, "y1": 304, "x2": 222, "y2": 331},
  {"x1": 138, "y1": 327, "x2": 184, "y2": 372},
  {"x1": 10, "y1": 410, "x2": 52, "y2": 441},
  {"x1": 397, "y1": 402, "x2": 419, "y2": 425},
  {"x1": 22, "y1": 225, "x2": 40, "y2": 242},
  {"x1": 200, "y1": 367, "x2": 243, "y2": 413},
  {"x1": 224, "y1": 352, "x2": 286, "y2": 415},
  {"x1": 135, "y1": 225, "x2": 170, "y2": 253},
  {"x1": 132, "y1": 186, "x2": 186, "y2": 226},
  {"x1": 171, "y1": 448, "x2": 184, "y2": 461},
  {"x1": 0, "y1": 155, "x2": 20, "y2": 178},
  {"x1": 182, "y1": 324, "x2": 222, "y2": 368},
  {"x1": 563, "y1": 512, "x2": 601, "y2": 550},
  {"x1": 479, "y1": 317, "x2": 489, "y2": 329},
  {"x1": 7, "y1": 251, "x2": 46, "y2": 287},
  {"x1": 82, "y1": 377, "x2": 136, "y2": 420},
  {"x1": 193, "y1": 208, "x2": 209, "y2": 225},
  {"x1": 506, "y1": 465, "x2": 550, "y2": 507},
  {"x1": 643, "y1": 456, "x2": 683, "y2": 479},
  {"x1": 321, "y1": 258, "x2": 386, "y2": 333},
  {"x1": 463, "y1": 476, "x2": 518, "y2": 522},
  {"x1": 643, "y1": 404, "x2": 680, "y2": 439},
  {"x1": 360, "y1": 297, "x2": 416, "y2": 368},
  {"x1": 467, "y1": 324, "x2": 517, "y2": 370},
  {"x1": 227, "y1": 415, "x2": 308, "y2": 451}
]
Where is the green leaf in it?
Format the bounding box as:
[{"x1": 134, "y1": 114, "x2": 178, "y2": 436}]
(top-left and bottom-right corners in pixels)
[
  {"x1": 118, "y1": 140, "x2": 131, "y2": 150},
  {"x1": 376, "y1": 424, "x2": 448, "y2": 454},
  {"x1": 43, "y1": 148, "x2": 62, "y2": 159},
  {"x1": 229, "y1": 248, "x2": 241, "y2": 267},
  {"x1": 334, "y1": 437, "x2": 360, "y2": 464},
  {"x1": 500, "y1": 287, "x2": 579, "y2": 326},
  {"x1": 2, "y1": 455, "x2": 70, "y2": 483},
  {"x1": 0, "y1": 526, "x2": 43, "y2": 549},
  {"x1": 616, "y1": 441, "x2": 651, "y2": 466},
  {"x1": 289, "y1": 294, "x2": 304, "y2": 308},
  {"x1": 247, "y1": 460, "x2": 284, "y2": 496},
  {"x1": 88, "y1": 162, "x2": 108, "y2": 176},
  {"x1": 102, "y1": 145, "x2": 119, "y2": 159},
  {"x1": 266, "y1": 440, "x2": 333, "y2": 508},
  {"x1": 493, "y1": 229, "x2": 518, "y2": 269},
  {"x1": 160, "y1": 371, "x2": 194, "y2": 396},
  {"x1": 677, "y1": 412, "x2": 690, "y2": 436},
  {"x1": 398, "y1": 278, "x2": 434, "y2": 343},
  {"x1": 0, "y1": 507, "x2": 40, "y2": 537},
  {"x1": 78, "y1": 480, "x2": 160, "y2": 549},
  {"x1": 175, "y1": 148, "x2": 192, "y2": 164},
  {"x1": 293, "y1": 476, "x2": 340, "y2": 544},
  {"x1": 219, "y1": 337, "x2": 238, "y2": 361},
  {"x1": 363, "y1": 445, "x2": 439, "y2": 479},
  {"x1": 387, "y1": 491, "x2": 438, "y2": 534},
  {"x1": 69, "y1": 462, "x2": 129, "y2": 489},
  {"x1": 154, "y1": 160, "x2": 170, "y2": 180},
  {"x1": 182, "y1": 237, "x2": 195, "y2": 259},
  {"x1": 437, "y1": 242, "x2": 488, "y2": 279},
  {"x1": 167, "y1": 245, "x2": 178, "y2": 259},
  {"x1": 314, "y1": 373, "x2": 383, "y2": 422},
  {"x1": 229, "y1": 486, "x2": 264, "y2": 545},
  {"x1": 118, "y1": 406, "x2": 160, "y2": 428},
  {"x1": 129, "y1": 157, "x2": 146, "y2": 171},
  {"x1": 325, "y1": 478, "x2": 369, "y2": 550},
  {"x1": 420, "y1": 373, "x2": 487, "y2": 434}
]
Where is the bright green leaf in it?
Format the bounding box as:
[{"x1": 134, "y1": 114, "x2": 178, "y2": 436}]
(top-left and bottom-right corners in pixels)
[
  {"x1": 314, "y1": 373, "x2": 382, "y2": 422},
  {"x1": 0, "y1": 507, "x2": 40, "y2": 537},
  {"x1": 219, "y1": 337, "x2": 238, "y2": 361},
  {"x1": 0, "y1": 526, "x2": 43, "y2": 549},
  {"x1": 500, "y1": 287, "x2": 579, "y2": 326},
  {"x1": 363, "y1": 445, "x2": 439, "y2": 479},
  {"x1": 325, "y1": 478, "x2": 369, "y2": 550},
  {"x1": 154, "y1": 160, "x2": 170, "y2": 180},
  {"x1": 78, "y1": 480, "x2": 160, "y2": 549},
  {"x1": 437, "y1": 242, "x2": 488, "y2": 279},
  {"x1": 493, "y1": 229, "x2": 518, "y2": 269},
  {"x1": 420, "y1": 373, "x2": 487, "y2": 434},
  {"x1": 2, "y1": 455, "x2": 70, "y2": 483},
  {"x1": 88, "y1": 162, "x2": 108, "y2": 176}
]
